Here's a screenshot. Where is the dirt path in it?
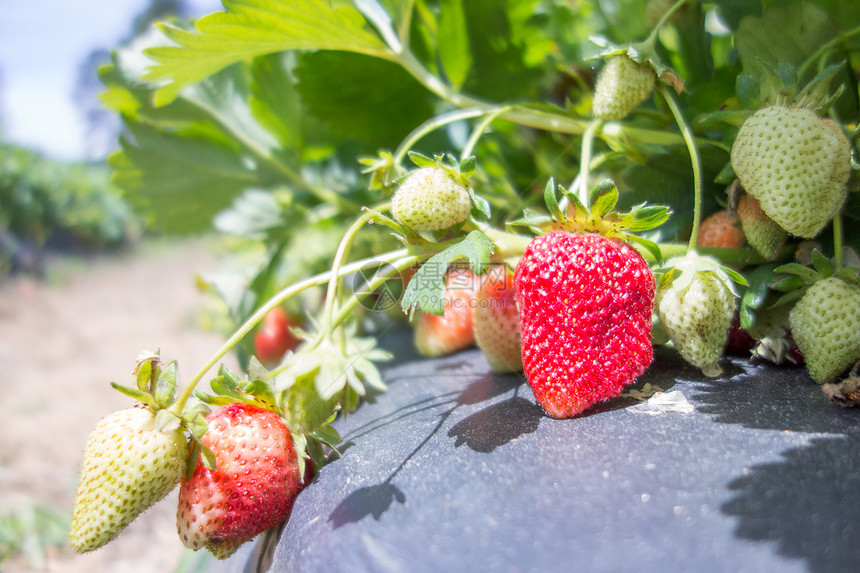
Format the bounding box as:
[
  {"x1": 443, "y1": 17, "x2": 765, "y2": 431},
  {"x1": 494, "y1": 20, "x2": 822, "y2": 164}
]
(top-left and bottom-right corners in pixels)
[{"x1": 0, "y1": 239, "x2": 238, "y2": 572}]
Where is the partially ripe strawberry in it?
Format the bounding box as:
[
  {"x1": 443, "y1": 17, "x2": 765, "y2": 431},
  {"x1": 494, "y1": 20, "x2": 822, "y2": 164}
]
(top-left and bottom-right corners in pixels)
[
  {"x1": 789, "y1": 276, "x2": 860, "y2": 383},
  {"x1": 731, "y1": 106, "x2": 850, "y2": 238},
  {"x1": 177, "y1": 402, "x2": 304, "y2": 559},
  {"x1": 697, "y1": 209, "x2": 745, "y2": 250},
  {"x1": 515, "y1": 232, "x2": 654, "y2": 418},
  {"x1": 254, "y1": 307, "x2": 300, "y2": 365},
  {"x1": 592, "y1": 55, "x2": 656, "y2": 120},
  {"x1": 737, "y1": 194, "x2": 787, "y2": 261},
  {"x1": 413, "y1": 268, "x2": 476, "y2": 357},
  {"x1": 391, "y1": 167, "x2": 472, "y2": 231},
  {"x1": 656, "y1": 253, "x2": 737, "y2": 376},
  {"x1": 70, "y1": 406, "x2": 187, "y2": 553},
  {"x1": 473, "y1": 266, "x2": 522, "y2": 373}
]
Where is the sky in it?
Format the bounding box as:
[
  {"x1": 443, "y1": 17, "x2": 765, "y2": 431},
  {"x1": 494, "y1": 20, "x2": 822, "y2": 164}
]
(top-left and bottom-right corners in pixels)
[{"x1": 0, "y1": 0, "x2": 220, "y2": 161}]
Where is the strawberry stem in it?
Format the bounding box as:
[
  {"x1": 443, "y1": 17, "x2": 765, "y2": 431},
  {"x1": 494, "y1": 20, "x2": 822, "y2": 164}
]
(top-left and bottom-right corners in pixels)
[
  {"x1": 659, "y1": 83, "x2": 703, "y2": 254},
  {"x1": 578, "y1": 119, "x2": 603, "y2": 207},
  {"x1": 461, "y1": 106, "x2": 512, "y2": 160},
  {"x1": 393, "y1": 108, "x2": 496, "y2": 169},
  {"x1": 643, "y1": 0, "x2": 689, "y2": 46},
  {"x1": 169, "y1": 249, "x2": 410, "y2": 415},
  {"x1": 320, "y1": 210, "x2": 377, "y2": 341}
]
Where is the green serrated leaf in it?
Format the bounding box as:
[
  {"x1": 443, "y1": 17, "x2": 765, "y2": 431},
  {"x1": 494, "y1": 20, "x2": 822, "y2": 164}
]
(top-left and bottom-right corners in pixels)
[
  {"x1": 199, "y1": 444, "x2": 217, "y2": 471},
  {"x1": 155, "y1": 409, "x2": 182, "y2": 433},
  {"x1": 810, "y1": 249, "x2": 834, "y2": 277},
  {"x1": 459, "y1": 156, "x2": 476, "y2": 178},
  {"x1": 310, "y1": 425, "x2": 342, "y2": 450},
  {"x1": 136, "y1": 361, "x2": 152, "y2": 393},
  {"x1": 770, "y1": 275, "x2": 805, "y2": 293},
  {"x1": 244, "y1": 381, "x2": 278, "y2": 409},
  {"x1": 627, "y1": 205, "x2": 672, "y2": 233},
  {"x1": 589, "y1": 181, "x2": 618, "y2": 218},
  {"x1": 773, "y1": 263, "x2": 820, "y2": 283},
  {"x1": 408, "y1": 151, "x2": 437, "y2": 168},
  {"x1": 400, "y1": 231, "x2": 494, "y2": 317},
  {"x1": 144, "y1": 0, "x2": 391, "y2": 105},
  {"x1": 154, "y1": 362, "x2": 178, "y2": 409},
  {"x1": 186, "y1": 442, "x2": 201, "y2": 480},
  {"x1": 110, "y1": 382, "x2": 156, "y2": 407},
  {"x1": 437, "y1": 0, "x2": 472, "y2": 90},
  {"x1": 543, "y1": 178, "x2": 563, "y2": 222}
]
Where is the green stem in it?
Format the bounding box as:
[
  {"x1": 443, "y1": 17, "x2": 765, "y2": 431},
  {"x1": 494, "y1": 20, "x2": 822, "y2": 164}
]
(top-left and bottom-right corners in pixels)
[
  {"x1": 393, "y1": 107, "x2": 495, "y2": 168},
  {"x1": 394, "y1": 49, "x2": 716, "y2": 149},
  {"x1": 170, "y1": 248, "x2": 409, "y2": 414},
  {"x1": 833, "y1": 214, "x2": 844, "y2": 270},
  {"x1": 461, "y1": 106, "x2": 512, "y2": 160},
  {"x1": 644, "y1": 0, "x2": 689, "y2": 46},
  {"x1": 659, "y1": 83, "x2": 703, "y2": 254},
  {"x1": 321, "y1": 211, "x2": 376, "y2": 339},
  {"x1": 578, "y1": 119, "x2": 602, "y2": 206},
  {"x1": 330, "y1": 254, "x2": 424, "y2": 329},
  {"x1": 798, "y1": 24, "x2": 860, "y2": 79}
]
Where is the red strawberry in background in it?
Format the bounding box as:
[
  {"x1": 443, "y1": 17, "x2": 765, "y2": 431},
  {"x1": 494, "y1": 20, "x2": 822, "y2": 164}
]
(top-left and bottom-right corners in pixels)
[
  {"x1": 473, "y1": 265, "x2": 522, "y2": 373},
  {"x1": 254, "y1": 307, "x2": 300, "y2": 365},
  {"x1": 413, "y1": 267, "x2": 477, "y2": 357},
  {"x1": 515, "y1": 232, "x2": 655, "y2": 418},
  {"x1": 177, "y1": 402, "x2": 305, "y2": 559}
]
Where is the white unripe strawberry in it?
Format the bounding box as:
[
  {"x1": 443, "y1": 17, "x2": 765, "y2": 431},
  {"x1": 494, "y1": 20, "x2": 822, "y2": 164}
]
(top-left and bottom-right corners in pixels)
[
  {"x1": 789, "y1": 276, "x2": 860, "y2": 383},
  {"x1": 391, "y1": 167, "x2": 472, "y2": 231},
  {"x1": 70, "y1": 406, "x2": 188, "y2": 553},
  {"x1": 656, "y1": 254, "x2": 737, "y2": 376},
  {"x1": 592, "y1": 55, "x2": 657, "y2": 120},
  {"x1": 731, "y1": 106, "x2": 850, "y2": 238}
]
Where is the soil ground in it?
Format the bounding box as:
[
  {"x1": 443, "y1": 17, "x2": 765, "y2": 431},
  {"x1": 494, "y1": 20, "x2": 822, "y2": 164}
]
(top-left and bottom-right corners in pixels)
[{"x1": 0, "y1": 239, "x2": 237, "y2": 572}]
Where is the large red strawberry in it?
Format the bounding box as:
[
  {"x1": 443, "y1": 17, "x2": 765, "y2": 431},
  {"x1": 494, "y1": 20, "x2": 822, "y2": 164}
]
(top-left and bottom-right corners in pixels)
[
  {"x1": 514, "y1": 232, "x2": 655, "y2": 418},
  {"x1": 177, "y1": 402, "x2": 305, "y2": 559}
]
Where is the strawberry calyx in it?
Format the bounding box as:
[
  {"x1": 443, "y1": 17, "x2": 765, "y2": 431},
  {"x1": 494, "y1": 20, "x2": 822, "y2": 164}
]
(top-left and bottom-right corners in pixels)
[
  {"x1": 111, "y1": 350, "x2": 188, "y2": 435},
  {"x1": 511, "y1": 178, "x2": 671, "y2": 263},
  {"x1": 771, "y1": 248, "x2": 860, "y2": 306}
]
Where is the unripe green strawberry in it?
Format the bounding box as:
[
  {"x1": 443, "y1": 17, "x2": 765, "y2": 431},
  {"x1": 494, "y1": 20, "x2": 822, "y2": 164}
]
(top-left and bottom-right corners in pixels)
[
  {"x1": 391, "y1": 167, "x2": 471, "y2": 231},
  {"x1": 656, "y1": 253, "x2": 737, "y2": 376},
  {"x1": 473, "y1": 266, "x2": 522, "y2": 373},
  {"x1": 592, "y1": 55, "x2": 656, "y2": 120},
  {"x1": 731, "y1": 106, "x2": 850, "y2": 238},
  {"x1": 737, "y1": 193, "x2": 787, "y2": 261},
  {"x1": 70, "y1": 406, "x2": 188, "y2": 553},
  {"x1": 789, "y1": 276, "x2": 860, "y2": 383}
]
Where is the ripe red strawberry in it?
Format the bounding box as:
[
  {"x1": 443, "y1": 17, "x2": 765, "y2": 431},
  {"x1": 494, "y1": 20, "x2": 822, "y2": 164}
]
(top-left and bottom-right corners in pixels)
[
  {"x1": 592, "y1": 55, "x2": 656, "y2": 120},
  {"x1": 254, "y1": 307, "x2": 300, "y2": 365},
  {"x1": 177, "y1": 402, "x2": 304, "y2": 559},
  {"x1": 391, "y1": 167, "x2": 472, "y2": 231},
  {"x1": 514, "y1": 232, "x2": 655, "y2": 418},
  {"x1": 473, "y1": 265, "x2": 522, "y2": 373},
  {"x1": 731, "y1": 105, "x2": 850, "y2": 238},
  {"x1": 413, "y1": 267, "x2": 477, "y2": 357},
  {"x1": 697, "y1": 209, "x2": 745, "y2": 250},
  {"x1": 737, "y1": 194, "x2": 787, "y2": 261},
  {"x1": 70, "y1": 406, "x2": 187, "y2": 553}
]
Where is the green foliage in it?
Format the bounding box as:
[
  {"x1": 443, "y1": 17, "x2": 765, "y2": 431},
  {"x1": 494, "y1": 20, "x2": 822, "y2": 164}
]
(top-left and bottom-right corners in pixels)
[
  {"x1": 0, "y1": 143, "x2": 138, "y2": 273},
  {"x1": 0, "y1": 498, "x2": 69, "y2": 569}
]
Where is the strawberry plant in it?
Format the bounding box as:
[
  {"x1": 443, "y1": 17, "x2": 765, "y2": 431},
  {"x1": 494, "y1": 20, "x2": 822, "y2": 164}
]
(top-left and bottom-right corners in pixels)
[{"x1": 73, "y1": 0, "x2": 860, "y2": 560}]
